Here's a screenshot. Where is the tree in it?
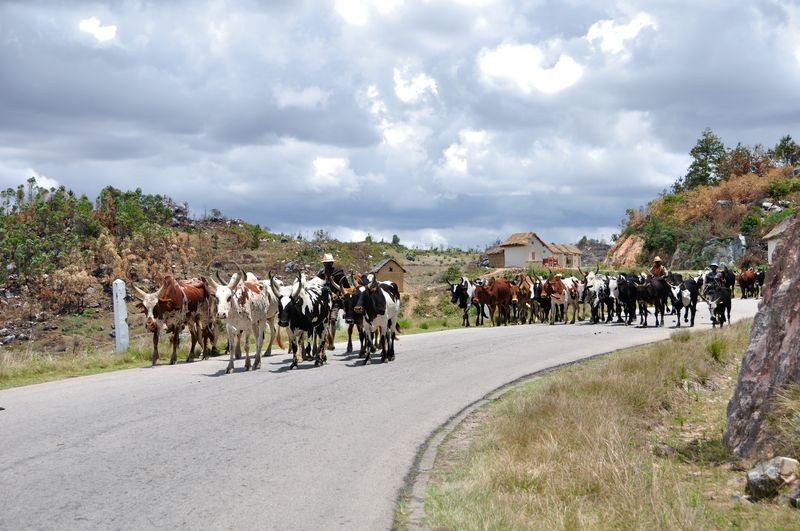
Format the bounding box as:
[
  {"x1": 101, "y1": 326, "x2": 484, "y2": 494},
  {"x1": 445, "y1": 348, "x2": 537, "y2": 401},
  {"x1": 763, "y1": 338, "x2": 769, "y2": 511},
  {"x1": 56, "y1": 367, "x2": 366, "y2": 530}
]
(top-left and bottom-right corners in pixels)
[
  {"x1": 677, "y1": 128, "x2": 727, "y2": 190},
  {"x1": 770, "y1": 135, "x2": 800, "y2": 167},
  {"x1": 391, "y1": 234, "x2": 400, "y2": 245}
]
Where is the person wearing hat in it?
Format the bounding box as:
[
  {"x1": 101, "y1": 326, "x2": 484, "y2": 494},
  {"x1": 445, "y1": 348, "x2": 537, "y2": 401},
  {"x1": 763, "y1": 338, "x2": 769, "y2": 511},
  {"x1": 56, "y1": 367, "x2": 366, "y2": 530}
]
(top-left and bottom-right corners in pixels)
[
  {"x1": 316, "y1": 253, "x2": 350, "y2": 351},
  {"x1": 704, "y1": 262, "x2": 720, "y2": 289},
  {"x1": 650, "y1": 256, "x2": 666, "y2": 278}
]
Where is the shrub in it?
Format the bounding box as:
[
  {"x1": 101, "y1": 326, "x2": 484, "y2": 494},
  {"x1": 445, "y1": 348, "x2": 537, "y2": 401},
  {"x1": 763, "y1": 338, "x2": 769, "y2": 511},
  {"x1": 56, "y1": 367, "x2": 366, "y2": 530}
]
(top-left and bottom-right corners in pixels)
[
  {"x1": 706, "y1": 337, "x2": 726, "y2": 362},
  {"x1": 739, "y1": 213, "x2": 761, "y2": 234},
  {"x1": 46, "y1": 265, "x2": 103, "y2": 314},
  {"x1": 440, "y1": 265, "x2": 461, "y2": 284}
]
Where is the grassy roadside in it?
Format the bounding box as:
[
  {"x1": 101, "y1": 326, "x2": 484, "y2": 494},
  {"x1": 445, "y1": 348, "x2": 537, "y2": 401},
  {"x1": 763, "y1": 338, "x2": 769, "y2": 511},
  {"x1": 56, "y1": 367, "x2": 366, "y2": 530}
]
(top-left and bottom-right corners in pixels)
[{"x1": 421, "y1": 319, "x2": 800, "y2": 530}]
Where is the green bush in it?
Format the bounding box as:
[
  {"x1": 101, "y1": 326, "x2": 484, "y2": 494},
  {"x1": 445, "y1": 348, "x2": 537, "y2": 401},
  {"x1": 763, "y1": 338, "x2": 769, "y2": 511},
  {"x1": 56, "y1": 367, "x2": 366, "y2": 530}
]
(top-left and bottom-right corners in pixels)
[
  {"x1": 440, "y1": 265, "x2": 461, "y2": 284},
  {"x1": 739, "y1": 213, "x2": 761, "y2": 234},
  {"x1": 768, "y1": 178, "x2": 800, "y2": 199}
]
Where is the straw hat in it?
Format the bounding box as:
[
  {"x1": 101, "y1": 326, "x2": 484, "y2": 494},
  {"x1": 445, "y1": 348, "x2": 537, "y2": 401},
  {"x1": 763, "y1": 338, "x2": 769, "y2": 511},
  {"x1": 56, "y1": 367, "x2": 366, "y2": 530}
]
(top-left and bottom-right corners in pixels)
[
  {"x1": 654, "y1": 256, "x2": 662, "y2": 262},
  {"x1": 322, "y1": 253, "x2": 335, "y2": 263}
]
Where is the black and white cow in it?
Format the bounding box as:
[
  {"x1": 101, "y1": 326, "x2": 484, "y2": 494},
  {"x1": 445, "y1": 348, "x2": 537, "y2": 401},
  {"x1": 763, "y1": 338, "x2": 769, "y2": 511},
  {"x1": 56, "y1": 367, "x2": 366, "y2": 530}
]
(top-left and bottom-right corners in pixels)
[
  {"x1": 353, "y1": 277, "x2": 401, "y2": 364},
  {"x1": 702, "y1": 283, "x2": 732, "y2": 328},
  {"x1": 667, "y1": 277, "x2": 699, "y2": 327},
  {"x1": 269, "y1": 271, "x2": 332, "y2": 369},
  {"x1": 448, "y1": 277, "x2": 486, "y2": 327}
]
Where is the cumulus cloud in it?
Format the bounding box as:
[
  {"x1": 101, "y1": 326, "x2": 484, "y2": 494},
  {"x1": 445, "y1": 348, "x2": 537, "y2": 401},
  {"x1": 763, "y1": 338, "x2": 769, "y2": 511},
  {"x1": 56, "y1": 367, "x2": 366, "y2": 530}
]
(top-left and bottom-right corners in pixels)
[
  {"x1": 478, "y1": 43, "x2": 584, "y2": 94},
  {"x1": 586, "y1": 12, "x2": 656, "y2": 55},
  {"x1": 393, "y1": 66, "x2": 439, "y2": 103},
  {"x1": 79, "y1": 17, "x2": 117, "y2": 42}
]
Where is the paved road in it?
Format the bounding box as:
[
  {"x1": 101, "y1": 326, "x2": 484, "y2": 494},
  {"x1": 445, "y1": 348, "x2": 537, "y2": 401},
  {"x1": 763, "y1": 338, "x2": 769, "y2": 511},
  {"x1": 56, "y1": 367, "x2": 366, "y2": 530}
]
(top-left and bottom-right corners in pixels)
[{"x1": 0, "y1": 299, "x2": 760, "y2": 530}]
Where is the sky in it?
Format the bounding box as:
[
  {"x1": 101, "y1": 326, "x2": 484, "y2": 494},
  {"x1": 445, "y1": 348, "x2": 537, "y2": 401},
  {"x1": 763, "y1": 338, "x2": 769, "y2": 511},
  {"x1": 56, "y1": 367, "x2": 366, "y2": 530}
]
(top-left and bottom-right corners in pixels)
[{"x1": 1, "y1": 0, "x2": 800, "y2": 249}]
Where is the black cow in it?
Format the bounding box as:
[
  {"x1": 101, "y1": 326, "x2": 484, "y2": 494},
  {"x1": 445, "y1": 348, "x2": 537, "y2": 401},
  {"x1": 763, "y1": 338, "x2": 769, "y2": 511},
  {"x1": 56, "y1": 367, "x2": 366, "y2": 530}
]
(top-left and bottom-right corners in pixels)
[
  {"x1": 755, "y1": 268, "x2": 766, "y2": 298},
  {"x1": 634, "y1": 275, "x2": 669, "y2": 327},
  {"x1": 703, "y1": 283, "x2": 732, "y2": 328},
  {"x1": 614, "y1": 273, "x2": 638, "y2": 325}
]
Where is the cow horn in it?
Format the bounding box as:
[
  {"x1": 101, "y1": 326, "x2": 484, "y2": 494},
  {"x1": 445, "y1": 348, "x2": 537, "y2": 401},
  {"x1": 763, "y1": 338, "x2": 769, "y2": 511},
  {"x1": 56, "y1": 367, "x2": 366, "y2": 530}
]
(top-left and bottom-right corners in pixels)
[
  {"x1": 268, "y1": 271, "x2": 281, "y2": 299},
  {"x1": 132, "y1": 285, "x2": 148, "y2": 300},
  {"x1": 231, "y1": 260, "x2": 247, "y2": 282},
  {"x1": 329, "y1": 275, "x2": 342, "y2": 293},
  {"x1": 215, "y1": 270, "x2": 225, "y2": 285}
]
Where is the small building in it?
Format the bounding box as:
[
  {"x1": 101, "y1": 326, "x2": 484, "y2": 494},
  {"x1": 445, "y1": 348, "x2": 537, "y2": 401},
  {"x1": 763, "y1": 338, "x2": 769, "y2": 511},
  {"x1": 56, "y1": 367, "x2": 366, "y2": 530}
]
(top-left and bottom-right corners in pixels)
[
  {"x1": 545, "y1": 242, "x2": 583, "y2": 270},
  {"x1": 764, "y1": 216, "x2": 793, "y2": 264},
  {"x1": 493, "y1": 232, "x2": 583, "y2": 269},
  {"x1": 485, "y1": 246, "x2": 505, "y2": 268},
  {"x1": 370, "y1": 258, "x2": 406, "y2": 291}
]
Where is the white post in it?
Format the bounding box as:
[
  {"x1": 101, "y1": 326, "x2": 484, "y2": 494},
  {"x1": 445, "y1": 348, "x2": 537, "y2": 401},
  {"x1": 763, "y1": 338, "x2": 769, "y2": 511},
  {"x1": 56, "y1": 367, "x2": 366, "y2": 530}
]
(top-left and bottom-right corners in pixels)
[{"x1": 112, "y1": 279, "x2": 130, "y2": 352}]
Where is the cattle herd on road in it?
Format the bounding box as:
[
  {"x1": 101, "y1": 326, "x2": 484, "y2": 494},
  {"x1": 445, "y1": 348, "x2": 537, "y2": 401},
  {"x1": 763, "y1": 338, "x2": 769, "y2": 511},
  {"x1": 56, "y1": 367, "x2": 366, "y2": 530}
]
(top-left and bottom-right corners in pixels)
[
  {"x1": 132, "y1": 264, "x2": 401, "y2": 372},
  {"x1": 448, "y1": 265, "x2": 765, "y2": 330},
  {"x1": 131, "y1": 262, "x2": 765, "y2": 373}
]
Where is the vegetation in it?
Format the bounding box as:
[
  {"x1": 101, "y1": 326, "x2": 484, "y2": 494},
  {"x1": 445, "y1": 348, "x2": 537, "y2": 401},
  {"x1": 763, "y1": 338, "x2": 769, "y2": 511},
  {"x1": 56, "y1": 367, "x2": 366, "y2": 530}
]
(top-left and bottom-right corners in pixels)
[
  {"x1": 616, "y1": 129, "x2": 800, "y2": 266},
  {"x1": 422, "y1": 320, "x2": 800, "y2": 529}
]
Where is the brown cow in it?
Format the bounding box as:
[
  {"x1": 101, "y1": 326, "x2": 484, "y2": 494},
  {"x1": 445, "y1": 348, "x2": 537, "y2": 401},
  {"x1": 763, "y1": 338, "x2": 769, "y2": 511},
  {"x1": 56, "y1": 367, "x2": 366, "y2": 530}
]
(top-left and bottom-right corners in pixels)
[
  {"x1": 473, "y1": 277, "x2": 512, "y2": 326},
  {"x1": 513, "y1": 274, "x2": 534, "y2": 324},
  {"x1": 133, "y1": 275, "x2": 216, "y2": 365},
  {"x1": 736, "y1": 268, "x2": 756, "y2": 299},
  {"x1": 540, "y1": 273, "x2": 567, "y2": 324}
]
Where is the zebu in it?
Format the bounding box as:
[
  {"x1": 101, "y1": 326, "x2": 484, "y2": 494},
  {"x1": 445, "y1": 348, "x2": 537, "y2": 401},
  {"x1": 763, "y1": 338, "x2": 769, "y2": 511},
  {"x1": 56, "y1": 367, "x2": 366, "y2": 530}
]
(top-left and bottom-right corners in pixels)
[
  {"x1": 353, "y1": 277, "x2": 401, "y2": 363},
  {"x1": 204, "y1": 266, "x2": 281, "y2": 374},
  {"x1": 270, "y1": 271, "x2": 332, "y2": 369},
  {"x1": 133, "y1": 275, "x2": 215, "y2": 366}
]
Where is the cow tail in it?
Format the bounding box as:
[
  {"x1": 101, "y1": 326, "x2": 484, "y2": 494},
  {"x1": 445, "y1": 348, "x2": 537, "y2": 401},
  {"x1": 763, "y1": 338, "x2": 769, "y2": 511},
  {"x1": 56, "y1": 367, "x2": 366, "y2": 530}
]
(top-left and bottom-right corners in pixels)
[
  {"x1": 276, "y1": 325, "x2": 285, "y2": 350},
  {"x1": 394, "y1": 321, "x2": 401, "y2": 340}
]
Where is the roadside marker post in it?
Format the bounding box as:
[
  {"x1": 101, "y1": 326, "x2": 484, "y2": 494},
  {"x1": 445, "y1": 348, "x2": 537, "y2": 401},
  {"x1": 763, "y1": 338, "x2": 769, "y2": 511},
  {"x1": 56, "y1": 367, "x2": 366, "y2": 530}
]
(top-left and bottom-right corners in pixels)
[{"x1": 112, "y1": 279, "x2": 130, "y2": 352}]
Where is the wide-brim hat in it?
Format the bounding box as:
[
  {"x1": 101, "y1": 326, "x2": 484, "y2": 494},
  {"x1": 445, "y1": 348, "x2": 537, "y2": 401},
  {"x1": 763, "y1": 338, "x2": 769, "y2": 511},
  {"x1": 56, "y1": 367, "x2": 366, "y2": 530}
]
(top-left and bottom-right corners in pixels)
[
  {"x1": 710, "y1": 262, "x2": 718, "y2": 267},
  {"x1": 654, "y1": 256, "x2": 662, "y2": 262},
  {"x1": 322, "y1": 253, "x2": 335, "y2": 263}
]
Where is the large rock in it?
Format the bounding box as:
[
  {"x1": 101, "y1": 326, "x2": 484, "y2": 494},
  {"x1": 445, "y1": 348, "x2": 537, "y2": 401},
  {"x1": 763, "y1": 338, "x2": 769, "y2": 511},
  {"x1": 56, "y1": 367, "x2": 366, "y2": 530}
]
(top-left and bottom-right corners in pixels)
[
  {"x1": 699, "y1": 235, "x2": 747, "y2": 269},
  {"x1": 604, "y1": 234, "x2": 644, "y2": 268},
  {"x1": 746, "y1": 457, "x2": 799, "y2": 500},
  {"x1": 724, "y1": 213, "x2": 799, "y2": 457}
]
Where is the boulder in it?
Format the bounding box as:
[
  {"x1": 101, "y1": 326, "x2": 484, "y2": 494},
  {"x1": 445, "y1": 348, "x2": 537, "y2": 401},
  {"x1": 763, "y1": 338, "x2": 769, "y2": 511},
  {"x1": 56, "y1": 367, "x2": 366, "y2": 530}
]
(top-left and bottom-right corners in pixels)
[
  {"x1": 716, "y1": 199, "x2": 733, "y2": 209},
  {"x1": 745, "y1": 457, "x2": 799, "y2": 500},
  {"x1": 724, "y1": 213, "x2": 799, "y2": 456},
  {"x1": 0, "y1": 328, "x2": 9, "y2": 337},
  {"x1": 697, "y1": 235, "x2": 747, "y2": 269}
]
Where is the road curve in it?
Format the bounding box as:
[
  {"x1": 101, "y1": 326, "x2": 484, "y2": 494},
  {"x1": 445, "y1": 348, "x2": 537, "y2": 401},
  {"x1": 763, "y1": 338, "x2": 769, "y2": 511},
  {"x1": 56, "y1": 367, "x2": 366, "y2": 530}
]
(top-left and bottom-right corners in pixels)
[{"x1": 0, "y1": 299, "x2": 760, "y2": 530}]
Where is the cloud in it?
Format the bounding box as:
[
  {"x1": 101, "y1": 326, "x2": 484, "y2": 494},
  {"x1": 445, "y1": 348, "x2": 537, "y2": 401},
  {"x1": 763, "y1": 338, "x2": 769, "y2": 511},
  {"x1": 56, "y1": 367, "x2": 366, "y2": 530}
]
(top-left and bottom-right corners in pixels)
[
  {"x1": 335, "y1": 0, "x2": 404, "y2": 26},
  {"x1": 393, "y1": 66, "x2": 438, "y2": 103},
  {"x1": 79, "y1": 17, "x2": 117, "y2": 42},
  {"x1": 478, "y1": 43, "x2": 584, "y2": 94},
  {"x1": 274, "y1": 86, "x2": 330, "y2": 109},
  {"x1": 586, "y1": 12, "x2": 656, "y2": 56}
]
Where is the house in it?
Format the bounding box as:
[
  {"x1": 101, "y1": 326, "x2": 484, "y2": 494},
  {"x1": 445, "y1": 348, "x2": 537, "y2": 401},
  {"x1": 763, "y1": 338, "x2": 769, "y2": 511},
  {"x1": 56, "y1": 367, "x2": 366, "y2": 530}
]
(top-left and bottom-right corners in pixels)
[
  {"x1": 485, "y1": 246, "x2": 505, "y2": 268},
  {"x1": 763, "y1": 216, "x2": 793, "y2": 264},
  {"x1": 493, "y1": 232, "x2": 583, "y2": 269},
  {"x1": 369, "y1": 258, "x2": 406, "y2": 292}
]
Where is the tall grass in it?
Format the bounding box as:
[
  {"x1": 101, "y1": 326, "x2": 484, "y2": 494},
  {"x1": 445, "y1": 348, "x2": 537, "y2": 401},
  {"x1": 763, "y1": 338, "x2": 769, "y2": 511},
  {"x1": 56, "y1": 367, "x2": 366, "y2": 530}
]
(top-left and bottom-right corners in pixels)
[{"x1": 423, "y1": 319, "x2": 800, "y2": 529}]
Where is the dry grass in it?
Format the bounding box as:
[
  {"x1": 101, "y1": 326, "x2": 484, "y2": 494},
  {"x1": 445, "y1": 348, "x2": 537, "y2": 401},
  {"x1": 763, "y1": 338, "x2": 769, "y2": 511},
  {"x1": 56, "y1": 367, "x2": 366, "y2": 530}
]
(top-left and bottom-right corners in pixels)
[
  {"x1": 423, "y1": 320, "x2": 800, "y2": 530},
  {"x1": 0, "y1": 338, "x2": 155, "y2": 389}
]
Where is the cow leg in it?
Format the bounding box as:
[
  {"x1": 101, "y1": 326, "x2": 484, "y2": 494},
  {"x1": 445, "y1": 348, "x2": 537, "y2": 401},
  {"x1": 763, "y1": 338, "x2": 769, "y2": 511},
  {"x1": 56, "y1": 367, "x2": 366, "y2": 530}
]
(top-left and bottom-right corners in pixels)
[
  {"x1": 186, "y1": 323, "x2": 199, "y2": 362},
  {"x1": 346, "y1": 323, "x2": 354, "y2": 353},
  {"x1": 151, "y1": 329, "x2": 160, "y2": 366},
  {"x1": 263, "y1": 317, "x2": 276, "y2": 357},
  {"x1": 225, "y1": 326, "x2": 237, "y2": 374},
  {"x1": 169, "y1": 328, "x2": 180, "y2": 365},
  {"x1": 252, "y1": 323, "x2": 264, "y2": 370}
]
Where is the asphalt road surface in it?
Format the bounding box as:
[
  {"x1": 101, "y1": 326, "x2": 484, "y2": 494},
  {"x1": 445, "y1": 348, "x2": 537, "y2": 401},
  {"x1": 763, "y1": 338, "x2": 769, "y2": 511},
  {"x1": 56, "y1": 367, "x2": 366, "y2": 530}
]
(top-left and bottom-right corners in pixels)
[{"x1": 1, "y1": 299, "x2": 760, "y2": 530}]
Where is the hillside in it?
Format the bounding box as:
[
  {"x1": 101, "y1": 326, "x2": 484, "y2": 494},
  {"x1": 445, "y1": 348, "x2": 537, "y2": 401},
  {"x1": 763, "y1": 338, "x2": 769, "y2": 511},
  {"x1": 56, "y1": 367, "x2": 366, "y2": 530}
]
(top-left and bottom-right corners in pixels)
[{"x1": 606, "y1": 167, "x2": 798, "y2": 269}]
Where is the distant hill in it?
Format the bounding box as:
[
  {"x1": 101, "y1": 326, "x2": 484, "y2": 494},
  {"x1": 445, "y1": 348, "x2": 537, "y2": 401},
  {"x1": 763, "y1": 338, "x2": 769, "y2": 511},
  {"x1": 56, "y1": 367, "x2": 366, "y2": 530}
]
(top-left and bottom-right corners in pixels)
[
  {"x1": 606, "y1": 167, "x2": 798, "y2": 269},
  {"x1": 605, "y1": 129, "x2": 800, "y2": 270}
]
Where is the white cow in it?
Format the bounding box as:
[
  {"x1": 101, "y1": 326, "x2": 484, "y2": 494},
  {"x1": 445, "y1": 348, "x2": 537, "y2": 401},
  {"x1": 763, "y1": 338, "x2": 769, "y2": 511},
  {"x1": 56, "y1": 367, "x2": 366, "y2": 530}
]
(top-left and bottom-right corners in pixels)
[{"x1": 204, "y1": 268, "x2": 281, "y2": 374}]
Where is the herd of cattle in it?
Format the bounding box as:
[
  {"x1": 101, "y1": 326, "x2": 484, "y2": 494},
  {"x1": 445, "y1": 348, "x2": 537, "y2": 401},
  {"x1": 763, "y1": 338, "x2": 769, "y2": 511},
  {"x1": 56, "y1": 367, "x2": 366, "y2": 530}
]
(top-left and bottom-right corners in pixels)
[
  {"x1": 130, "y1": 262, "x2": 765, "y2": 373},
  {"x1": 131, "y1": 265, "x2": 400, "y2": 373},
  {"x1": 448, "y1": 265, "x2": 766, "y2": 330}
]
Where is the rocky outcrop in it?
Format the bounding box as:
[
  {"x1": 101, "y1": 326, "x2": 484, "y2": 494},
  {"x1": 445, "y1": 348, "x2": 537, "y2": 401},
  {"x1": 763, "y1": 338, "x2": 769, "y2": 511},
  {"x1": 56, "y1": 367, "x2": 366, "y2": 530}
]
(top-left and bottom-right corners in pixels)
[
  {"x1": 603, "y1": 234, "x2": 644, "y2": 268},
  {"x1": 724, "y1": 213, "x2": 800, "y2": 457}
]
